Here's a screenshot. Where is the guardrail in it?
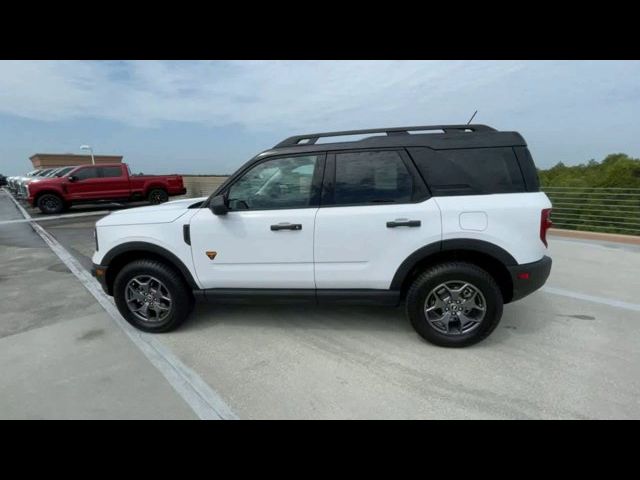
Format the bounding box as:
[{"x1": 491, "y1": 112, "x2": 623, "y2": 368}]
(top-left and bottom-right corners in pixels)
[{"x1": 542, "y1": 186, "x2": 640, "y2": 236}]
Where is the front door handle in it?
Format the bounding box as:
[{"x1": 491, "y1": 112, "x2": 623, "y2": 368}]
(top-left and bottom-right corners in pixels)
[
  {"x1": 271, "y1": 223, "x2": 302, "y2": 231},
  {"x1": 386, "y1": 219, "x2": 421, "y2": 228}
]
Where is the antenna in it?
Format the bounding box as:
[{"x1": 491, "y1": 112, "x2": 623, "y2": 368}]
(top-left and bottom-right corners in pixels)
[{"x1": 466, "y1": 110, "x2": 478, "y2": 125}]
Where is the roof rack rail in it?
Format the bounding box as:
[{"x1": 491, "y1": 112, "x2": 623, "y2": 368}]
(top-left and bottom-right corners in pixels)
[{"x1": 274, "y1": 124, "x2": 496, "y2": 148}]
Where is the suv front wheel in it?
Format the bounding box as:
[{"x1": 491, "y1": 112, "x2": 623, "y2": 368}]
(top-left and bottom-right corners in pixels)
[
  {"x1": 406, "y1": 262, "x2": 503, "y2": 347},
  {"x1": 113, "y1": 259, "x2": 194, "y2": 332}
]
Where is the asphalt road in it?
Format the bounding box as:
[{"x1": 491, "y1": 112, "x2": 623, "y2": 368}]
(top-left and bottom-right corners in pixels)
[{"x1": 2, "y1": 191, "x2": 640, "y2": 419}]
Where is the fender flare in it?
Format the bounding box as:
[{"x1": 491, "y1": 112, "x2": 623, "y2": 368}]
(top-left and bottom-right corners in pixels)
[
  {"x1": 32, "y1": 188, "x2": 66, "y2": 204},
  {"x1": 101, "y1": 241, "x2": 199, "y2": 289},
  {"x1": 143, "y1": 184, "x2": 169, "y2": 196},
  {"x1": 389, "y1": 239, "x2": 517, "y2": 290}
]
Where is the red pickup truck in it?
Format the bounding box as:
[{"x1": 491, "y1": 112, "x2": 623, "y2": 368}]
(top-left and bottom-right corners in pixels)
[{"x1": 27, "y1": 163, "x2": 187, "y2": 214}]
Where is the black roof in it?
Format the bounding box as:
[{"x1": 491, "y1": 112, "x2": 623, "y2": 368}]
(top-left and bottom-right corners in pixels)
[
  {"x1": 261, "y1": 124, "x2": 526, "y2": 157},
  {"x1": 260, "y1": 124, "x2": 526, "y2": 155},
  {"x1": 210, "y1": 124, "x2": 528, "y2": 199}
]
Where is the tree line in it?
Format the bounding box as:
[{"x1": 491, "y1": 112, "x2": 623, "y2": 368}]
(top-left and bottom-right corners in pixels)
[{"x1": 538, "y1": 153, "x2": 640, "y2": 236}]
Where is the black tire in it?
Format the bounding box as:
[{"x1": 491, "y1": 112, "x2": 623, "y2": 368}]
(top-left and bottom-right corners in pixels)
[
  {"x1": 113, "y1": 259, "x2": 194, "y2": 333},
  {"x1": 406, "y1": 262, "x2": 503, "y2": 348},
  {"x1": 148, "y1": 188, "x2": 169, "y2": 205},
  {"x1": 37, "y1": 193, "x2": 64, "y2": 214}
]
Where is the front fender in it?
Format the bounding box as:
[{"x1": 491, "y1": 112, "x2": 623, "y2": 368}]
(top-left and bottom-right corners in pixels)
[{"x1": 97, "y1": 239, "x2": 199, "y2": 290}]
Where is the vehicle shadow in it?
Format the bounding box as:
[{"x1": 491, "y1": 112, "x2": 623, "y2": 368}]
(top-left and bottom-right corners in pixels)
[
  {"x1": 180, "y1": 297, "x2": 548, "y2": 346},
  {"x1": 183, "y1": 301, "x2": 412, "y2": 335}
]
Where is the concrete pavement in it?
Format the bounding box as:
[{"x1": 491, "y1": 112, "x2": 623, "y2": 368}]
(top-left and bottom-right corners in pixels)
[
  {"x1": 2, "y1": 190, "x2": 640, "y2": 419},
  {"x1": 0, "y1": 190, "x2": 196, "y2": 419}
]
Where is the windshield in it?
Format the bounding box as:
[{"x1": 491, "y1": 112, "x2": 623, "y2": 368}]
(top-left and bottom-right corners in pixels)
[{"x1": 54, "y1": 166, "x2": 74, "y2": 177}]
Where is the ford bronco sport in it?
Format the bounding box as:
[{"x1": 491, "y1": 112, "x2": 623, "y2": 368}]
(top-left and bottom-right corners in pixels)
[{"x1": 92, "y1": 125, "x2": 552, "y2": 347}]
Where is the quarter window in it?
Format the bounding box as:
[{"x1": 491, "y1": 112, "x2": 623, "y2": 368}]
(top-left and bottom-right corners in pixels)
[
  {"x1": 409, "y1": 147, "x2": 526, "y2": 196},
  {"x1": 227, "y1": 155, "x2": 320, "y2": 210},
  {"x1": 333, "y1": 150, "x2": 414, "y2": 205}
]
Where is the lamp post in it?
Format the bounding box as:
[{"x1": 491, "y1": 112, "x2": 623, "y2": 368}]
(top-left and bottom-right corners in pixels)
[{"x1": 80, "y1": 145, "x2": 95, "y2": 165}]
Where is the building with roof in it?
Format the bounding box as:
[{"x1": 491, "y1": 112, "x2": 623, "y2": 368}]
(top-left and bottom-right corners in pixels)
[{"x1": 30, "y1": 153, "x2": 123, "y2": 169}]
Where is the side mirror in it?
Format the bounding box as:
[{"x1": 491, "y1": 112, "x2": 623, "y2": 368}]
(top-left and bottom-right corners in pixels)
[
  {"x1": 68, "y1": 175, "x2": 78, "y2": 182},
  {"x1": 210, "y1": 194, "x2": 229, "y2": 215}
]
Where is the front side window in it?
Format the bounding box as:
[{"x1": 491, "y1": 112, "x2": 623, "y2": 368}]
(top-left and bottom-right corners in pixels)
[
  {"x1": 333, "y1": 150, "x2": 414, "y2": 205},
  {"x1": 227, "y1": 155, "x2": 319, "y2": 210},
  {"x1": 74, "y1": 167, "x2": 99, "y2": 181}
]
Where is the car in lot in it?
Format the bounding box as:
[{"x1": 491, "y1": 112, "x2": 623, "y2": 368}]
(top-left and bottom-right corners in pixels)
[
  {"x1": 25, "y1": 163, "x2": 187, "y2": 214},
  {"x1": 8, "y1": 168, "x2": 50, "y2": 194},
  {"x1": 91, "y1": 124, "x2": 552, "y2": 347},
  {"x1": 15, "y1": 166, "x2": 75, "y2": 198}
]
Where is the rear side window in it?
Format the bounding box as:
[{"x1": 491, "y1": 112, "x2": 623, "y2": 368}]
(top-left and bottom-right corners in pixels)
[
  {"x1": 409, "y1": 147, "x2": 526, "y2": 196},
  {"x1": 99, "y1": 166, "x2": 123, "y2": 178},
  {"x1": 334, "y1": 150, "x2": 414, "y2": 205},
  {"x1": 74, "y1": 167, "x2": 99, "y2": 180}
]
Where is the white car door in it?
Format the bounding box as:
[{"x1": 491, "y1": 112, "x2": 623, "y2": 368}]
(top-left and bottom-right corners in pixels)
[
  {"x1": 314, "y1": 149, "x2": 442, "y2": 290},
  {"x1": 189, "y1": 154, "x2": 325, "y2": 289}
]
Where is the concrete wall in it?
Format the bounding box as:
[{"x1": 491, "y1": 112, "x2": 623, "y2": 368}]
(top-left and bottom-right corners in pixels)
[{"x1": 182, "y1": 175, "x2": 229, "y2": 198}]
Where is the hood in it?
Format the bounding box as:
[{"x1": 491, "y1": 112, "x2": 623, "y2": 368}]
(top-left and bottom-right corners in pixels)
[
  {"x1": 26, "y1": 176, "x2": 66, "y2": 185},
  {"x1": 97, "y1": 197, "x2": 207, "y2": 227}
]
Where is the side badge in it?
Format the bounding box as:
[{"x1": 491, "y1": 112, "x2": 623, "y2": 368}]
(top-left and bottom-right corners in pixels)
[{"x1": 205, "y1": 251, "x2": 217, "y2": 260}]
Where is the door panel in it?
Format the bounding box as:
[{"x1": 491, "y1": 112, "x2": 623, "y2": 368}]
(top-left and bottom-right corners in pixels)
[
  {"x1": 97, "y1": 166, "x2": 129, "y2": 199},
  {"x1": 65, "y1": 167, "x2": 102, "y2": 200},
  {"x1": 314, "y1": 200, "x2": 441, "y2": 289},
  {"x1": 189, "y1": 153, "x2": 324, "y2": 290},
  {"x1": 190, "y1": 207, "x2": 317, "y2": 288},
  {"x1": 314, "y1": 149, "x2": 441, "y2": 290}
]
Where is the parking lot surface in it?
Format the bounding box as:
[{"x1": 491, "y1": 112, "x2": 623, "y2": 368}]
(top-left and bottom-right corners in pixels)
[{"x1": 1, "y1": 190, "x2": 640, "y2": 419}]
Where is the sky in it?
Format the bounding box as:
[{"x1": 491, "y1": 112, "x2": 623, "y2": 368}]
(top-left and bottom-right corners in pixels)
[{"x1": 1, "y1": 60, "x2": 638, "y2": 176}]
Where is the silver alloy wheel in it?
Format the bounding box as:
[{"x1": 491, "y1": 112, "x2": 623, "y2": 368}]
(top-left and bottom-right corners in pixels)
[
  {"x1": 125, "y1": 275, "x2": 173, "y2": 323},
  {"x1": 424, "y1": 281, "x2": 486, "y2": 335}
]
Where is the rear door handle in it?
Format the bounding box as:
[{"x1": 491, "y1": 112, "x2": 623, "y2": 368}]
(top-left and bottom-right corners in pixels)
[
  {"x1": 386, "y1": 219, "x2": 421, "y2": 228},
  {"x1": 271, "y1": 223, "x2": 302, "y2": 231}
]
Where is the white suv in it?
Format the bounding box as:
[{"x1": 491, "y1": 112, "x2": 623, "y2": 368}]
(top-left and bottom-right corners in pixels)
[{"x1": 92, "y1": 125, "x2": 552, "y2": 347}]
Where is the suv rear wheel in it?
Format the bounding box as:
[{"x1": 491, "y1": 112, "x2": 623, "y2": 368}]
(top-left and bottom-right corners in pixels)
[
  {"x1": 113, "y1": 259, "x2": 194, "y2": 332},
  {"x1": 406, "y1": 262, "x2": 503, "y2": 347}
]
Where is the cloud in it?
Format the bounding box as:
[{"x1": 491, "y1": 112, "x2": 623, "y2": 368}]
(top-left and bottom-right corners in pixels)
[
  {"x1": 0, "y1": 60, "x2": 532, "y2": 130},
  {"x1": 0, "y1": 60, "x2": 638, "y2": 145}
]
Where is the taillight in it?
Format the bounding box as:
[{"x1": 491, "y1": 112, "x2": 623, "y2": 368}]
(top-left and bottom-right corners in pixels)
[{"x1": 540, "y1": 208, "x2": 553, "y2": 247}]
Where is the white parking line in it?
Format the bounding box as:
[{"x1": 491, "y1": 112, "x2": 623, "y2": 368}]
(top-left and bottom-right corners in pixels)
[
  {"x1": 542, "y1": 286, "x2": 640, "y2": 312},
  {"x1": 0, "y1": 210, "x2": 111, "y2": 225},
  {"x1": 2, "y1": 190, "x2": 238, "y2": 420}
]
